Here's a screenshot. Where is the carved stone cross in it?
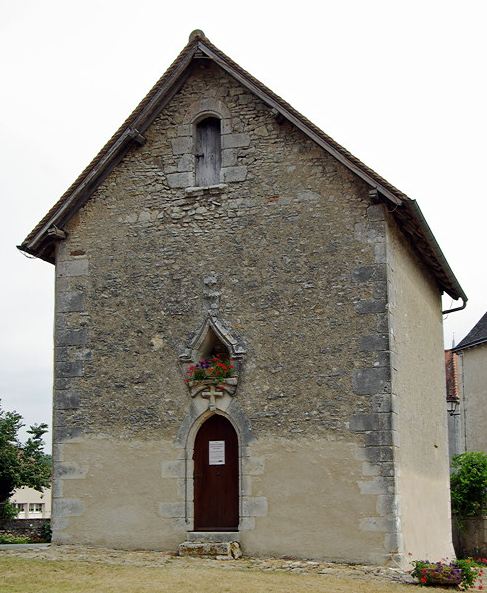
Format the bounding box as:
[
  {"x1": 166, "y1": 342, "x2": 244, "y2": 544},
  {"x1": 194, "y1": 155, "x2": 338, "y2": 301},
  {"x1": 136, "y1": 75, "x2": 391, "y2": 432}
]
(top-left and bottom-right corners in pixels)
[{"x1": 201, "y1": 384, "x2": 224, "y2": 411}]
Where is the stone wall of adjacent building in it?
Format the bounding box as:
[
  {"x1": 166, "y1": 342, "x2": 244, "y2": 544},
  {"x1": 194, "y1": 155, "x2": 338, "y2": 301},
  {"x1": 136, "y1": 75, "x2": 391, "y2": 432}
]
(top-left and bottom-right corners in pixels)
[
  {"x1": 453, "y1": 516, "x2": 487, "y2": 558},
  {"x1": 0, "y1": 519, "x2": 48, "y2": 540},
  {"x1": 49, "y1": 60, "x2": 441, "y2": 564}
]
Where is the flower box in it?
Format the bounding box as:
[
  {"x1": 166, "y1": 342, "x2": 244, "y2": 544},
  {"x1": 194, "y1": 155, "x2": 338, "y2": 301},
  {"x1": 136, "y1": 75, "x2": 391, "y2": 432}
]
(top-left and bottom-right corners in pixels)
[{"x1": 417, "y1": 564, "x2": 462, "y2": 586}]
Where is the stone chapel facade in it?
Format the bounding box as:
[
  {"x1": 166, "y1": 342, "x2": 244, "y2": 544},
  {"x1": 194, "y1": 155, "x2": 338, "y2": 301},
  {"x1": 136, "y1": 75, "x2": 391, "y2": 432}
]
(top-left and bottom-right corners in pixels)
[{"x1": 19, "y1": 31, "x2": 467, "y2": 566}]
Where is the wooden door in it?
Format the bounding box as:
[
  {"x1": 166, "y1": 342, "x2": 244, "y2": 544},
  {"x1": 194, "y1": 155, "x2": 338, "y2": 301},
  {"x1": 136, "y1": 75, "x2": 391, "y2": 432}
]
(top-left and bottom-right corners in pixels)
[{"x1": 193, "y1": 414, "x2": 239, "y2": 531}]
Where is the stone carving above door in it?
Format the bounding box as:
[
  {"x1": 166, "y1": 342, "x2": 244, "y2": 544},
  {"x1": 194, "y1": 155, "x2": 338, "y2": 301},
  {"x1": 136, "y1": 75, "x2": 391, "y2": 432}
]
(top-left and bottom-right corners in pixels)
[{"x1": 179, "y1": 313, "x2": 246, "y2": 406}]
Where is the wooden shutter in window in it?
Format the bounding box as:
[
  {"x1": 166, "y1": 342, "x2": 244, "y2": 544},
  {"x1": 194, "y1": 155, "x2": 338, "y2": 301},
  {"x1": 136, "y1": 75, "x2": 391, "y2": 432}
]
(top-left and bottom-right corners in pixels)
[{"x1": 196, "y1": 117, "x2": 221, "y2": 186}]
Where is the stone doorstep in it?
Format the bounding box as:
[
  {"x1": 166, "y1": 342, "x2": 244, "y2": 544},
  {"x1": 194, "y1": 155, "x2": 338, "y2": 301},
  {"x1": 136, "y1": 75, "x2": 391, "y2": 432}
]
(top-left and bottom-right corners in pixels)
[
  {"x1": 179, "y1": 540, "x2": 242, "y2": 559},
  {"x1": 187, "y1": 531, "x2": 239, "y2": 543}
]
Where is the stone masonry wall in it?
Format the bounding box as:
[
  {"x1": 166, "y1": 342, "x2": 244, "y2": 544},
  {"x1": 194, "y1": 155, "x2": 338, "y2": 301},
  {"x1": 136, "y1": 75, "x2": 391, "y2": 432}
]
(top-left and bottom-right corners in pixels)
[
  {"x1": 54, "y1": 61, "x2": 389, "y2": 442},
  {"x1": 52, "y1": 61, "x2": 388, "y2": 438},
  {"x1": 51, "y1": 60, "x2": 397, "y2": 560}
]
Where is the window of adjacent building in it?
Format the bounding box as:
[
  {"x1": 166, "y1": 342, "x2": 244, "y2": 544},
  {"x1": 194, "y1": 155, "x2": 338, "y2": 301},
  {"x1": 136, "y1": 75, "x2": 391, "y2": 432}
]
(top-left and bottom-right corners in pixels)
[
  {"x1": 29, "y1": 503, "x2": 43, "y2": 513},
  {"x1": 13, "y1": 503, "x2": 25, "y2": 512},
  {"x1": 195, "y1": 117, "x2": 221, "y2": 186}
]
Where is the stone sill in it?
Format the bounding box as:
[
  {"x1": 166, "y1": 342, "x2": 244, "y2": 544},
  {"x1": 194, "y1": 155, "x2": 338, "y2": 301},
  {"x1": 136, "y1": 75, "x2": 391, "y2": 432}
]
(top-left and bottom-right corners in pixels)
[
  {"x1": 185, "y1": 184, "x2": 227, "y2": 195},
  {"x1": 188, "y1": 377, "x2": 238, "y2": 387}
]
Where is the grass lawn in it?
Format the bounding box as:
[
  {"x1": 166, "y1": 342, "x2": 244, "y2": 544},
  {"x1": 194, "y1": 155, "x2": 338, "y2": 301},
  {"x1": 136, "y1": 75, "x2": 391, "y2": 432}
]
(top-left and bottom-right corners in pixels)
[{"x1": 0, "y1": 556, "x2": 431, "y2": 593}]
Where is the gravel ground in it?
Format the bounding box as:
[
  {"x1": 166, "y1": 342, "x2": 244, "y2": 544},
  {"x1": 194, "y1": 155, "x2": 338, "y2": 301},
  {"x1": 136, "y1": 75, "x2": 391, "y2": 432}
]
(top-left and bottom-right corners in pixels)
[{"x1": 0, "y1": 545, "x2": 417, "y2": 587}]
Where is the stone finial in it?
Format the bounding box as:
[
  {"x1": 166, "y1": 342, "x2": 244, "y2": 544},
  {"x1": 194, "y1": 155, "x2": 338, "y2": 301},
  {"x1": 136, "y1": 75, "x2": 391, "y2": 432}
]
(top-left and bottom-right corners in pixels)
[{"x1": 189, "y1": 30, "x2": 206, "y2": 41}]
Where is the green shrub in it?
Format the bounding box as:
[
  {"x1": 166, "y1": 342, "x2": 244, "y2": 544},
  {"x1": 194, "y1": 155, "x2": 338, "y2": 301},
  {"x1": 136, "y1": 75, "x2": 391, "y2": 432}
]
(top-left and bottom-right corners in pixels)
[
  {"x1": 40, "y1": 520, "x2": 51, "y2": 542},
  {"x1": 451, "y1": 452, "x2": 487, "y2": 516},
  {"x1": 0, "y1": 533, "x2": 30, "y2": 544},
  {"x1": 0, "y1": 502, "x2": 20, "y2": 520}
]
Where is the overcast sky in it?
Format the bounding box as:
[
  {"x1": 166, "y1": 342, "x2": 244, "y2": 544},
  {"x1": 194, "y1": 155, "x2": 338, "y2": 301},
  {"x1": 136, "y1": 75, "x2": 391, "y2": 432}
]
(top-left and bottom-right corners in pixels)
[{"x1": 1, "y1": 0, "x2": 485, "y2": 450}]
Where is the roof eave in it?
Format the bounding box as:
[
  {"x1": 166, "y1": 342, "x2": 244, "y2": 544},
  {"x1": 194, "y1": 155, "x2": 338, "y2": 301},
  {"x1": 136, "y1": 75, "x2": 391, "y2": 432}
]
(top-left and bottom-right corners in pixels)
[
  {"x1": 452, "y1": 338, "x2": 487, "y2": 353},
  {"x1": 405, "y1": 200, "x2": 467, "y2": 303}
]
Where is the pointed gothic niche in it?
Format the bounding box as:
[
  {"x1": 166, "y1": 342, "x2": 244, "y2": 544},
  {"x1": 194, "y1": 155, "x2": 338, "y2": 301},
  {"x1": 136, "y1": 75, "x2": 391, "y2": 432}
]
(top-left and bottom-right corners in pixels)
[{"x1": 179, "y1": 314, "x2": 246, "y2": 401}]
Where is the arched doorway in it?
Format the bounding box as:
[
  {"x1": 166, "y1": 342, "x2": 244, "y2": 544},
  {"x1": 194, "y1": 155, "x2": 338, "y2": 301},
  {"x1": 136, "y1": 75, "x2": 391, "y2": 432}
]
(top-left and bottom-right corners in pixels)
[{"x1": 193, "y1": 414, "x2": 239, "y2": 531}]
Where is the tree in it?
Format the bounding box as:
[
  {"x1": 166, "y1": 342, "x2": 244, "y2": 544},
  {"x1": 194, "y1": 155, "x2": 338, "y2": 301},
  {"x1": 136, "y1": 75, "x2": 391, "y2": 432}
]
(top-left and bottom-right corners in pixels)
[
  {"x1": 450, "y1": 451, "x2": 487, "y2": 517},
  {"x1": 0, "y1": 400, "x2": 51, "y2": 519}
]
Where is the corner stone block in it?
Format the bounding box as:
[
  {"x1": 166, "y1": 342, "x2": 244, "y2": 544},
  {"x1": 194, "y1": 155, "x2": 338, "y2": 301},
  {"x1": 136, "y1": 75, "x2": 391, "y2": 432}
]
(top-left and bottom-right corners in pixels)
[
  {"x1": 53, "y1": 408, "x2": 66, "y2": 428},
  {"x1": 375, "y1": 351, "x2": 391, "y2": 368},
  {"x1": 52, "y1": 444, "x2": 64, "y2": 462},
  {"x1": 222, "y1": 133, "x2": 250, "y2": 149},
  {"x1": 376, "y1": 494, "x2": 399, "y2": 516},
  {"x1": 50, "y1": 517, "x2": 69, "y2": 531},
  {"x1": 54, "y1": 462, "x2": 87, "y2": 479},
  {"x1": 352, "y1": 265, "x2": 387, "y2": 283},
  {"x1": 56, "y1": 259, "x2": 88, "y2": 278},
  {"x1": 350, "y1": 413, "x2": 392, "y2": 432},
  {"x1": 222, "y1": 166, "x2": 248, "y2": 183},
  {"x1": 373, "y1": 283, "x2": 388, "y2": 299},
  {"x1": 56, "y1": 329, "x2": 87, "y2": 347},
  {"x1": 375, "y1": 242, "x2": 387, "y2": 264},
  {"x1": 353, "y1": 367, "x2": 390, "y2": 395},
  {"x1": 222, "y1": 148, "x2": 238, "y2": 167},
  {"x1": 354, "y1": 300, "x2": 387, "y2": 314},
  {"x1": 55, "y1": 361, "x2": 84, "y2": 378},
  {"x1": 384, "y1": 532, "x2": 403, "y2": 553},
  {"x1": 54, "y1": 390, "x2": 80, "y2": 410},
  {"x1": 359, "y1": 334, "x2": 389, "y2": 351},
  {"x1": 239, "y1": 517, "x2": 255, "y2": 530},
  {"x1": 158, "y1": 502, "x2": 186, "y2": 518},
  {"x1": 161, "y1": 460, "x2": 185, "y2": 478},
  {"x1": 51, "y1": 480, "x2": 63, "y2": 498},
  {"x1": 55, "y1": 426, "x2": 82, "y2": 442},
  {"x1": 244, "y1": 457, "x2": 265, "y2": 476},
  {"x1": 366, "y1": 204, "x2": 386, "y2": 222},
  {"x1": 167, "y1": 172, "x2": 193, "y2": 188},
  {"x1": 54, "y1": 377, "x2": 73, "y2": 390},
  {"x1": 177, "y1": 153, "x2": 194, "y2": 172},
  {"x1": 55, "y1": 347, "x2": 69, "y2": 362},
  {"x1": 56, "y1": 291, "x2": 85, "y2": 313},
  {"x1": 170, "y1": 137, "x2": 192, "y2": 155},
  {"x1": 359, "y1": 517, "x2": 398, "y2": 532},
  {"x1": 53, "y1": 498, "x2": 85, "y2": 518},
  {"x1": 363, "y1": 446, "x2": 394, "y2": 463},
  {"x1": 358, "y1": 477, "x2": 394, "y2": 495},
  {"x1": 365, "y1": 431, "x2": 393, "y2": 446},
  {"x1": 171, "y1": 518, "x2": 189, "y2": 532},
  {"x1": 242, "y1": 497, "x2": 268, "y2": 517},
  {"x1": 371, "y1": 395, "x2": 393, "y2": 413}
]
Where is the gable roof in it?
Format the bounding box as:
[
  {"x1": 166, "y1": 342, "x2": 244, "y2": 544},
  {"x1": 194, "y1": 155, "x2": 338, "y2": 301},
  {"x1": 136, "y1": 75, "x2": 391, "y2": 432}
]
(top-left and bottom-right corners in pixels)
[
  {"x1": 17, "y1": 30, "x2": 467, "y2": 306},
  {"x1": 453, "y1": 311, "x2": 487, "y2": 351}
]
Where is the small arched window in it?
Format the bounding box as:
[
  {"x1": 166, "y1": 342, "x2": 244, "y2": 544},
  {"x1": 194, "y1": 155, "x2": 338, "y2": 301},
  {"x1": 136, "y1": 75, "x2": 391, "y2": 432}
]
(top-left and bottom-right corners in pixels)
[{"x1": 195, "y1": 117, "x2": 221, "y2": 186}]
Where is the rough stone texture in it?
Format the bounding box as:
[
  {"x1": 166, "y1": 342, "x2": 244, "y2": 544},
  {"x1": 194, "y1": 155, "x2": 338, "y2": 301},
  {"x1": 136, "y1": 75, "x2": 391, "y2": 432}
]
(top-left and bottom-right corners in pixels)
[
  {"x1": 45, "y1": 58, "x2": 452, "y2": 567},
  {"x1": 0, "y1": 519, "x2": 48, "y2": 539},
  {"x1": 56, "y1": 61, "x2": 383, "y2": 443},
  {"x1": 179, "y1": 541, "x2": 242, "y2": 558},
  {"x1": 453, "y1": 516, "x2": 487, "y2": 558}
]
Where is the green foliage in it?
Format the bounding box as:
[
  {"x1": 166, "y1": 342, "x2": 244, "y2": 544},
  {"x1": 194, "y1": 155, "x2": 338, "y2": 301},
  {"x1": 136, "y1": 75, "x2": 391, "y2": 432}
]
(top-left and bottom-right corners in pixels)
[
  {"x1": 41, "y1": 520, "x2": 52, "y2": 542},
  {"x1": 450, "y1": 452, "x2": 487, "y2": 517},
  {"x1": 410, "y1": 558, "x2": 483, "y2": 589},
  {"x1": 0, "y1": 533, "x2": 31, "y2": 544},
  {"x1": 0, "y1": 400, "x2": 51, "y2": 518},
  {"x1": 0, "y1": 502, "x2": 19, "y2": 519}
]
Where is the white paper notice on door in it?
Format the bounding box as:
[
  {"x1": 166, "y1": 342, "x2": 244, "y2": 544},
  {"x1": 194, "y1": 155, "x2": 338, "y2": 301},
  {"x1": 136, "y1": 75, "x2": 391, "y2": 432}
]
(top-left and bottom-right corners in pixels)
[{"x1": 209, "y1": 440, "x2": 225, "y2": 465}]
